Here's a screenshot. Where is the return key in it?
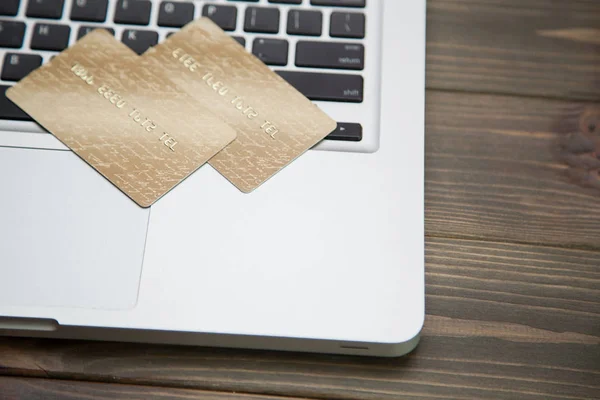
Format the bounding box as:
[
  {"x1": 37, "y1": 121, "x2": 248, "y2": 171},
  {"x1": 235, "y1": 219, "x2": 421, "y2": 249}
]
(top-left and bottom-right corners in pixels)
[{"x1": 296, "y1": 41, "x2": 364, "y2": 71}]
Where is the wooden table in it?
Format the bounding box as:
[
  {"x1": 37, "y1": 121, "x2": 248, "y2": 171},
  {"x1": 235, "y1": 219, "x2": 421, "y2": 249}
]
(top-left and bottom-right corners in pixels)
[{"x1": 2, "y1": 1, "x2": 599, "y2": 398}]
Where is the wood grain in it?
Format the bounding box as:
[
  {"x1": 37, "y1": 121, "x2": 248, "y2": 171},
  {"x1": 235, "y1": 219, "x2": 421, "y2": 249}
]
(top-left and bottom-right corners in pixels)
[
  {"x1": 1, "y1": 238, "x2": 598, "y2": 400},
  {"x1": 427, "y1": 0, "x2": 600, "y2": 101},
  {"x1": 425, "y1": 91, "x2": 600, "y2": 249},
  {"x1": 0, "y1": 377, "x2": 304, "y2": 400}
]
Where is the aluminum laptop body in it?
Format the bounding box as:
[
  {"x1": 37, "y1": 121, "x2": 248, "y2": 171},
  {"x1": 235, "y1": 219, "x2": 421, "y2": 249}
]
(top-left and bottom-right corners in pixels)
[{"x1": 0, "y1": 0, "x2": 425, "y2": 357}]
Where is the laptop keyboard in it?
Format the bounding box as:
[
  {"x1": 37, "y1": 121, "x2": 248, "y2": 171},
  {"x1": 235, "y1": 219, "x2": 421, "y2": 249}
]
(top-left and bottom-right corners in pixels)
[{"x1": 0, "y1": 0, "x2": 378, "y2": 148}]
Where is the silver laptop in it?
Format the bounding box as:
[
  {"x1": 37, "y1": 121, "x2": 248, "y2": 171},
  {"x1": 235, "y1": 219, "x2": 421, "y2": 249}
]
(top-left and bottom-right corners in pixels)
[{"x1": 0, "y1": 0, "x2": 425, "y2": 357}]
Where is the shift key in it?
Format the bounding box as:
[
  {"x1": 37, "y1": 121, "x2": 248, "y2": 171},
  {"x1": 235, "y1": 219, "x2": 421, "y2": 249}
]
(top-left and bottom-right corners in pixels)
[
  {"x1": 276, "y1": 71, "x2": 363, "y2": 103},
  {"x1": 296, "y1": 41, "x2": 364, "y2": 70}
]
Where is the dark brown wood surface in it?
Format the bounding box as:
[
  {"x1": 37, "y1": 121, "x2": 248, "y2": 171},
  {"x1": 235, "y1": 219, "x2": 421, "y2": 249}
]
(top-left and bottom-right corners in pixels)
[
  {"x1": 1, "y1": 0, "x2": 599, "y2": 399},
  {"x1": 0, "y1": 377, "x2": 304, "y2": 400},
  {"x1": 427, "y1": 0, "x2": 600, "y2": 101},
  {"x1": 426, "y1": 92, "x2": 600, "y2": 248}
]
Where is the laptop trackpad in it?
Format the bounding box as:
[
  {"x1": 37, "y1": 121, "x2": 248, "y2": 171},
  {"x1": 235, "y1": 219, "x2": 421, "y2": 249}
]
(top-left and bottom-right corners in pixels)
[{"x1": 0, "y1": 147, "x2": 149, "y2": 310}]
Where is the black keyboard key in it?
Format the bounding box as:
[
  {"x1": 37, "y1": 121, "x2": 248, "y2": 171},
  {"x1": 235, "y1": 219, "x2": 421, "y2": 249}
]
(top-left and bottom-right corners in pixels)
[
  {"x1": 269, "y1": 0, "x2": 301, "y2": 3},
  {"x1": 122, "y1": 29, "x2": 158, "y2": 54},
  {"x1": 1, "y1": 53, "x2": 42, "y2": 81},
  {"x1": 326, "y1": 123, "x2": 362, "y2": 141},
  {"x1": 310, "y1": 0, "x2": 365, "y2": 7},
  {"x1": 77, "y1": 25, "x2": 114, "y2": 39},
  {"x1": 244, "y1": 7, "x2": 280, "y2": 34},
  {"x1": 296, "y1": 41, "x2": 364, "y2": 70},
  {"x1": 0, "y1": 85, "x2": 31, "y2": 121},
  {"x1": 26, "y1": 0, "x2": 64, "y2": 19},
  {"x1": 158, "y1": 1, "x2": 194, "y2": 28},
  {"x1": 228, "y1": 0, "x2": 258, "y2": 2},
  {"x1": 330, "y1": 12, "x2": 365, "y2": 38},
  {"x1": 114, "y1": 0, "x2": 151, "y2": 25},
  {"x1": 252, "y1": 38, "x2": 288, "y2": 66},
  {"x1": 232, "y1": 36, "x2": 245, "y2": 47},
  {"x1": 70, "y1": 0, "x2": 108, "y2": 22},
  {"x1": 287, "y1": 10, "x2": 322, "y2": 36},
  {"x1": 0, "y1": 20, "x2": 25, "y2": 48},
  {"x1": 276, "y1": 71, "x2": 363, "y2": 102},
  {"x1": 0, "y1": 0, "x2": 20, "y2": 16},
  {"x1": 202, "y1": 4, "x2": 237, "y2": 31},
  {"x1": 30, "y1": 23, "x2": 70, "y2": 51}
]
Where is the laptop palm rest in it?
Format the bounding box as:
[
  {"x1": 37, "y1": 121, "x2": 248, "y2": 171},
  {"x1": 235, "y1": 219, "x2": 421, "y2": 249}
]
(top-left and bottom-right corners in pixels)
[{"x1": 0, "y1": 147, "x2": 149, "y2": 310}]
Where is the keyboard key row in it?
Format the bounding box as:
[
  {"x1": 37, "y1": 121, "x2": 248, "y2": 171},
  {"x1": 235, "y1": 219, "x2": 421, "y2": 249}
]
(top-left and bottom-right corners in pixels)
[
  {"x1": 2, "y1": 3, "x2": 365, "y2": 39},
  {"x1": 2, "y1": 0, "x2": 109, "y2": 22},
  {"x1": 0, "y1": 0, "x2": 109, "y2": 21},
  {"x1": 1, "y1": 0, "x2": 365, "y2": 20},
  {"x1": 0, "y1": 22, "x2": 364, "y2": 71},
  {"x1": 1, "y1": 63, "x2": 362, "y2": 109},
  {"x1": 251, "y1": 39, "x2": 364, "y2": 70},
  {"x1": 0, "y1": 22, "x2": 152, "y2": 54},
  {"x1": 1, "y1": 82, "x2": 361, "y2": 141},
  {"x1": 235, "y1": 7, "x2": 365, "y2": 38},
  {"x1": 234, "y1": 0, "x2": 365, "y2": 5},
  {"x1": 286, "y1": 10, "x2": 364, "y2": 38}
]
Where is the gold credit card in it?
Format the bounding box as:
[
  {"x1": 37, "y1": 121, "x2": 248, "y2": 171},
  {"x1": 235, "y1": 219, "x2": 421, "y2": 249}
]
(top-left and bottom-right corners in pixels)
[
  {"x1": 142, "y1": 18, "x2": 337, "y2": 193},
  {"x1": 7, "y1": 30, "x2": 237, "y2": 207}
]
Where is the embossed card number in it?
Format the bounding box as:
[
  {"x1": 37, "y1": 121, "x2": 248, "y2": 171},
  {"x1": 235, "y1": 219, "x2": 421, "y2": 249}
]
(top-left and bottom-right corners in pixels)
[
  {"x1": 7, "y1": 30, "x2": 236, "y2": 207},
  {"x1": 142, "y1": 18, "x2": 337, "y2": 193},
  {"x1": 7, "y1": 20, "x2": 336, "y2": 200},
  {"x1": 71, "y1": 63, "x2": 180, "y2": 153}
]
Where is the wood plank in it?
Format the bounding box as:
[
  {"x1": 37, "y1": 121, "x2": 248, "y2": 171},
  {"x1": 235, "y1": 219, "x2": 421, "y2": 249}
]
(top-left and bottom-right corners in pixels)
[
  {"x1": 425, "y1": 237, "x2": 599, "y2": 337},
  {"x1": 1, "y1": 238, "x2": 598, "y2": 400},
  {"x1": 425, "y1": 91, "x2": 600, "y2": 249},
  {"x1": 427, "y1": 0, "x2": 600, "y2": 101},
  {"x1": 0, "y1": 377, "x2": 304, "y2": 400}
]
